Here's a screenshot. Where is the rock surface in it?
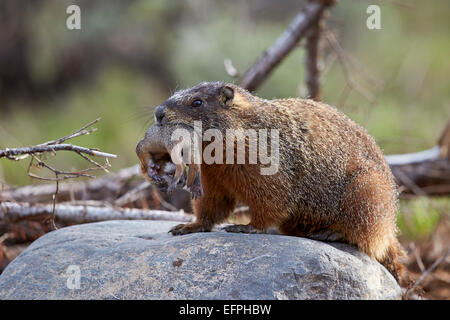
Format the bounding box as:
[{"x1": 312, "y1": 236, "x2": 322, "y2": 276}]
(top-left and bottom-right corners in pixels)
[{"x1": 0, "y1": 220, "x2": 401, "y2": 299}]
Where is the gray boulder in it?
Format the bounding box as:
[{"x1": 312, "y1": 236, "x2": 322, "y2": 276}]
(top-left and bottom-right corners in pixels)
[{"x1": 0, "y1": 220, "x2": 401, "y2": 299}]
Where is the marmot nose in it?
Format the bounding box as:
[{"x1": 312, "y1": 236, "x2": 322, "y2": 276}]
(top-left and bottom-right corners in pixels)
[{"x1": 154, "y1": 105, "x2": 166, "y2": 124}]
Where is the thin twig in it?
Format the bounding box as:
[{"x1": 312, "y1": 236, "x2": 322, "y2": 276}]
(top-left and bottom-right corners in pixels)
[
  {"x1": 37, "y1": 118, "x2": 100, "y2": 147},
  {"x1": 413, "y1": 245, "x2": 426, "y2": 273},
  {"x1": 0, "y1": 118, "x2": 116, "y2": 161},
  {"x1": 50, "y1": 174, "x2": 59, "y2": 230},
  {"x1": 1, "y1": 119, "x2": 117, "y2": 228},
  {"x1": 76, "y1": 152, "x2": 111, "y2": 173},
  {"x1": 407, "y1": 249, "x2": 450, "y2": 297},
  {"x1": 2, "y1": 118, "x2": 116, "y2": 182},
  {"x1": 28, "y1": 154, "x2": 96, "y2": 180},
  {"x1": 325, "y1": 30, "x2": 377, "y2": 104}
]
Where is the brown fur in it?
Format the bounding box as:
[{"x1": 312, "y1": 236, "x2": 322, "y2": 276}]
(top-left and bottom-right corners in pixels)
[{"x1": 143, "y1": 82, "x2": 406, "y2": 282}]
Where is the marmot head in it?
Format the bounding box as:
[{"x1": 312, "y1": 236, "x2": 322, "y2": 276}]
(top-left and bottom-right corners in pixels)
[{"x1": 154, "y1": 82, "x2": 244, "y2": 130}]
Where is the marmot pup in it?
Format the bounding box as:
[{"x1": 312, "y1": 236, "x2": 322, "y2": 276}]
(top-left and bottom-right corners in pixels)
[{"x1": 136, "y1": 124, "x2": 203, "y2": 199}]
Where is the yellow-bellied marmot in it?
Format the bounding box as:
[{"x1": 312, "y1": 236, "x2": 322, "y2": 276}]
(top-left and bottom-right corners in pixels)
[{"x1": 137, "y1": 82, "x2": 405, "y2": 281}]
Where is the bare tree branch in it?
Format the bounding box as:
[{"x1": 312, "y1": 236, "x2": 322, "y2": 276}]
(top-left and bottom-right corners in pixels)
[
  {"x1": 0, "y1": 118, "x2": 117, "y2": 180},
  {"x1": 0, "y1": 144, "x2": 117, "y2": 160},
  {"x1": 239, "y1": 0, "x2": 335, "y2": 91},
  {"x1": 305, "y1": 12, "x2": 324, "y2": 100},
  {"x1": 0, "y1": 118, "x2": 117, "y2": 228}
]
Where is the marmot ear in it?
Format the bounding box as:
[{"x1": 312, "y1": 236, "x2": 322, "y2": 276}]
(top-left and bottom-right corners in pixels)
[{"x1": 220, "y1": 85, "x2": 234, "y2": 107}]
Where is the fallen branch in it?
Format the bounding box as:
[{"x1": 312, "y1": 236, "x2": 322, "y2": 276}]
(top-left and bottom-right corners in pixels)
[
  {"x1": 385, "y1": 146, "x2": 441, "y2": 166},
  {"x1": 0, "y1": 165, "x2": 141, "y2": 204},
  {"x1": 114, "y1": 181, "x2": 153, "y2": 207},
  {"x1": 0, "y1": 201, "x2": 194, "y2": 224},
  {"x1": 388, "y1": 120, "x2": 450, "y2": 195},
  {"x1": 390, "y1": 157, "x2": 450, "y2": 196},
  {"x1": 114, "y1": 180, "x2": 178, "y2": 211}
]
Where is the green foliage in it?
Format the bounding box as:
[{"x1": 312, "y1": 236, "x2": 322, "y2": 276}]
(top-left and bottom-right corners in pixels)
[{"x1": 397, "y1": 197, "x2": 449, "y2": 240}]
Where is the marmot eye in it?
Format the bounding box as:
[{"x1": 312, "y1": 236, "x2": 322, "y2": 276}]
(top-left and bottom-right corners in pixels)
[{"x1": 191, "y1": 99, "x2": 203, "y2": 107}]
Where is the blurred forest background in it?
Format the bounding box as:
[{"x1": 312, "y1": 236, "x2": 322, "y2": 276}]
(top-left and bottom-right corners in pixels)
[{"x1": 0, "y1": 0, "x2": 449, "y2": 298}]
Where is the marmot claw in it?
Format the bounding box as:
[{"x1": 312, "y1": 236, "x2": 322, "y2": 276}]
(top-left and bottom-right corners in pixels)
[{"x1": 222, "y1": 224, "x2": 262, "y2": 234}]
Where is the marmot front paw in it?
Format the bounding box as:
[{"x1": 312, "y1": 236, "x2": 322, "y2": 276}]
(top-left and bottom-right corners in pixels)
[
  {"x1": 169, "y1": 222, "x2": 210, "y2": 236},
  {"x1": 222, "y1": 224, "x2": 263, "y2": 234}
]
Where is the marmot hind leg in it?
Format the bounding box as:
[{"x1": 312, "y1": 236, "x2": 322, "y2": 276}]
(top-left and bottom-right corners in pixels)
[
  {"x1": 338, "y1": 168, "x2": 405, "y2": 281},
  {"x1": 278, "y1": 212, "x2": 343, "y2": 241},
  {"x1": 379, "y1": 238, "x2": 406, "y2": 282}
]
